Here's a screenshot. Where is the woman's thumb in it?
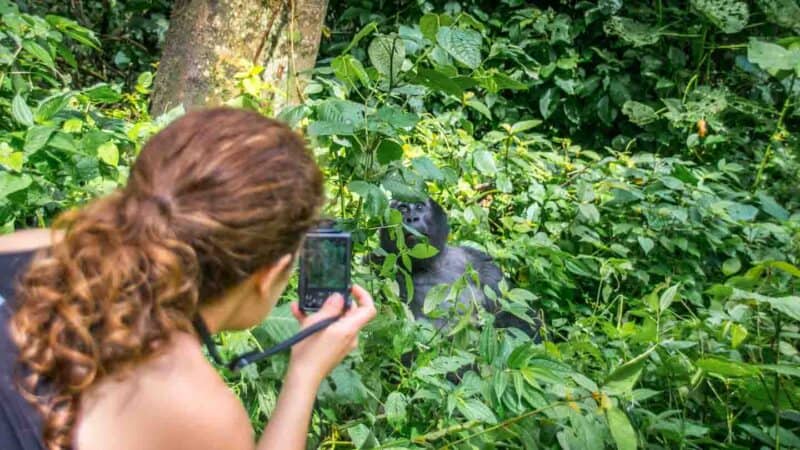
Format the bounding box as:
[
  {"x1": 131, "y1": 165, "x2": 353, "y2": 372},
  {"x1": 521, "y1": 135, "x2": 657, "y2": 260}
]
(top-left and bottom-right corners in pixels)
[{"x1": 316, "y1": 293, "x2": 344, "y2": 319}]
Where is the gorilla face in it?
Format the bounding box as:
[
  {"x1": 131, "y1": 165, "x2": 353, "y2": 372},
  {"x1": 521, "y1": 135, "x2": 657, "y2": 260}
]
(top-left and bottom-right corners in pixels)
[{"x1": 383, "y1": 198, "x2": 449, "y2": 257}]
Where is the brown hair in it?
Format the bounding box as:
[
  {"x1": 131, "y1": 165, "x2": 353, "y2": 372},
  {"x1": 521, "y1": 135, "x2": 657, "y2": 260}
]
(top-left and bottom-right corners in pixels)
[{"x1": 10, "y1": 107, "x2": 324, "y2": 449}]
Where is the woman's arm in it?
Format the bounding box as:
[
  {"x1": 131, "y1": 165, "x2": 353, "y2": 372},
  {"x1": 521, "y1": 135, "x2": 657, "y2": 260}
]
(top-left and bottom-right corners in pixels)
[
  {"x1": 0, "y1": 229, "x2": 62, "y2": 253},
  {"x1": 258, "y1": 285, "x2": 376, "y2": 450}
]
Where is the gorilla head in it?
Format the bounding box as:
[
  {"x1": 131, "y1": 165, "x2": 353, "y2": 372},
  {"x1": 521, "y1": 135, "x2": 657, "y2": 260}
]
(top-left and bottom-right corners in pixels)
[{"x1": 380, "y1": 198, "x2": 449, "y2": 262}]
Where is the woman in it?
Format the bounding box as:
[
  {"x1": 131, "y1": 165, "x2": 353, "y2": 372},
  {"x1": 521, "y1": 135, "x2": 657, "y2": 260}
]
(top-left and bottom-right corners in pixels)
[{"x1": 0, "y1": 107, "x2": 376, "y2": 450}]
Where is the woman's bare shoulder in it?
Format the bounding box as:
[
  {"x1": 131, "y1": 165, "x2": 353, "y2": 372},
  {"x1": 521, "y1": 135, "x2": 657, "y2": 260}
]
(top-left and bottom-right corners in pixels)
[
  {"x1": 0, "y1": 228, "x2": 62, "y2": 253},
  {"x1": 76, "y1": 332, "x2": 254, "y2": 450}
]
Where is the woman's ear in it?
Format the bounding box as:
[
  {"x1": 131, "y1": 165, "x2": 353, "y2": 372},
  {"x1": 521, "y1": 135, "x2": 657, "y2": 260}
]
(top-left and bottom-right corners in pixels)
[{"x1": 255, "y1": 253, "x2": 294, "y2": 298}]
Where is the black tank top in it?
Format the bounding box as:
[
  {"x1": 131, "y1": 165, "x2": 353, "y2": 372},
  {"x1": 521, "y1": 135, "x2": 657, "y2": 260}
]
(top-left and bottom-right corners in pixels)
[{"x1": 0, "y1": 249, "x2": 45, "y2": 450}]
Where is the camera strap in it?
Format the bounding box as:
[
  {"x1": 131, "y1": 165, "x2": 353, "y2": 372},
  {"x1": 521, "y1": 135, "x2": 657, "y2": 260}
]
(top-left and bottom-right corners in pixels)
[{"x1": 193, "y1": 314, "x2": 339, "y2": 372}]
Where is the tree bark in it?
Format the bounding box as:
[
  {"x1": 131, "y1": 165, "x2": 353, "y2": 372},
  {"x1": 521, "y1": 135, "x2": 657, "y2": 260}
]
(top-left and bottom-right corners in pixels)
[{"x1": 150, "y1": 0, "x2": 328, "y2": 116}]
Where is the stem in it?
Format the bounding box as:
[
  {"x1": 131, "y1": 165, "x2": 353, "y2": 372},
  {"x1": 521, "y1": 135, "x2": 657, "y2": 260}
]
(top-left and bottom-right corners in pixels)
[{"x1": 752, "y1": 79, "x2": 794, "y2": 191}]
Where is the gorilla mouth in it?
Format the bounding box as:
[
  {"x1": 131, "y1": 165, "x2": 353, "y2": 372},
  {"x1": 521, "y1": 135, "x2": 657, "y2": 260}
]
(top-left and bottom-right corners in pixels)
[{"x1": 405, "y1": 230, "x2": 427, "y2": 243}]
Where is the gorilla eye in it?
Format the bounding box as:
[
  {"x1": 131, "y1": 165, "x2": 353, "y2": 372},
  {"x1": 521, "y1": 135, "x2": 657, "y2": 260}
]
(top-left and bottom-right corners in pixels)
[
  {"x1": 415, "y1": 203, "x2": 423, "y2": 210},
  {"x1": 398, "y1": 204, "x2": 409, "y2": 213}
]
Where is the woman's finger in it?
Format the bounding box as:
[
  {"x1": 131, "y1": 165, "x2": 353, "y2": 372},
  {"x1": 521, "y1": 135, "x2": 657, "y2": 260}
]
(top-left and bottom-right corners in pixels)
[
  {"x1": 290, "y1": 302, "x2": 306, "y2": 324},
  {"x1": 338, "y1": 284, "x2": 376, "y2": 328}
]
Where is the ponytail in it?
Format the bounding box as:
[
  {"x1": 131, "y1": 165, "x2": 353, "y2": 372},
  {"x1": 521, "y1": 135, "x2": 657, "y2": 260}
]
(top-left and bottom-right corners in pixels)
[{"x1": 11, "y1": 192, "x2": 200, "y2": 449}]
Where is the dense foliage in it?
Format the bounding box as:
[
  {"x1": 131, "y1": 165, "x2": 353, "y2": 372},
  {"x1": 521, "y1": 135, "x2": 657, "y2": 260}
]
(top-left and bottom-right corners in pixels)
[{"x1": 1, "y1": 0, "x2": 799, "y2": 449}]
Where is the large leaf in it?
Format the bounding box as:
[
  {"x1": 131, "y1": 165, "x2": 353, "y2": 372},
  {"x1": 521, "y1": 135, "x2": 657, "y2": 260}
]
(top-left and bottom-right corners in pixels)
[
  {"x1": 456, "y1": 398, "x2": 497, "y2": 424},
  {"x1": 436, "y1": 27, "x2": 482, "y2": 69},
  {"x1": 696, "y1": 357, "x2": 759, "y2": 378},
  {"x1": 23, "y1": 125, "x2": 56, "y2": 154},
  {"x1": 692, "y1": 0, "x2": 749, "y2": 33},
  {"x1": 385, "y1": 392, "x2": 408, "y2": 429},
  {"x1": 622, "y1": 101, "x2": 658, "y2": 126},
  {"x1": 259, "y1": 303, "x2": 299, "y2": 342},
  {"x1": 331, "y1": 55, "x2": 369, "y2": 87},
  {"x1": 22, "y1": 40, "x2": 55, "y2": 69},
  {"x1": 757, "y1": 0, "x2": 800, "y2": 31},
  {"x1": 606, "y1": 406, "x2": 637, "y2": 450},
  {"x1": 604, "y1": 346, "x2": 656, "y2": 395},
  {"x1": 11, "y1": 94, "x2": 34, "y2": 127},
  {"x1": 412, "y1": 68, "x2": 465, "y2": 96},
  {"x1": 368, "y1": 35, "x2": 405, "y2": 82},
  {"x1": 35, "y1": 92, "x2": 72, "y2": 123},
  {"x1": 604, "y1": 17, "x2": 660, "y2": 47},
  {"x1": 747, "y1": 39, "x2": 800, "y2": 75},
  {"x1": 0, "y1": 173, "x2": 33, "y2": 201},
  {"x1": 472, "y1": 150, "x2": 497, "y2": 175}
]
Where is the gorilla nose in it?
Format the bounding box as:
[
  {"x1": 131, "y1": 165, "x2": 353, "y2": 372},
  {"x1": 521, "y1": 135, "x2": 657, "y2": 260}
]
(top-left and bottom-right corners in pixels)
[{"x1": 404, "y1": 216, "x2": 421, "y2": 224}]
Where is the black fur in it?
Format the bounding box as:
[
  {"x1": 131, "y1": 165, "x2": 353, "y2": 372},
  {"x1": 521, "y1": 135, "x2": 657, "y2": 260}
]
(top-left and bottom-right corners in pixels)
[{"x1": 380, "y1": 198, "x2": 540, "y2": 335}]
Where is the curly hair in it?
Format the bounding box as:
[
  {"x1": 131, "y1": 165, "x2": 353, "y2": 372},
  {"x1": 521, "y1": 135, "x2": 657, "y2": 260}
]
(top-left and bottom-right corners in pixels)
[{"x1": 10, "y1": 107, "x2": 325, "y2": 449}]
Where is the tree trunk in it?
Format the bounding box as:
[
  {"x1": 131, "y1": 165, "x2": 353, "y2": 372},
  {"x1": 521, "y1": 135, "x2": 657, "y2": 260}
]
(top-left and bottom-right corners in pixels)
[{"x1": 150, "y1": 0, "x2": 329, "y2": 116}]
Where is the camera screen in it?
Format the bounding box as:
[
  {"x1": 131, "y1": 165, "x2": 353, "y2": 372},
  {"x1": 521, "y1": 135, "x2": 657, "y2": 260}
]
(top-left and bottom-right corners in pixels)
[{"x1": 302, "y1": 237, "x2": 348, "y2": 289}]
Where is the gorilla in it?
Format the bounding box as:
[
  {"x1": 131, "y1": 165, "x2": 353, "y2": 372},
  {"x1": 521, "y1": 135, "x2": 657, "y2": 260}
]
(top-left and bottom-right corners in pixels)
[{"x1": 378, "y1": 198, "x2": 540, "y2": 335}]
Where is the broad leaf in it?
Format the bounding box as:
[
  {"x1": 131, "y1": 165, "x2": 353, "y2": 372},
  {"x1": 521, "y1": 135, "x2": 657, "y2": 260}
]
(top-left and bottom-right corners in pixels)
[
  {"x1": 604, "y1": 346, "x2": 656, "y2": 395},
  {"x1": 368, "y1": 35, "x2": 405, "y2": 82},
  {"x1": 606, "y1": 406, "x2": 637, "y2": 450},
  {"x1": 692, "y1": 0, "x2": 749, "y2": 33},
  {"x1": 436, "y1": 26, "x2": 482, "y2": 69}
]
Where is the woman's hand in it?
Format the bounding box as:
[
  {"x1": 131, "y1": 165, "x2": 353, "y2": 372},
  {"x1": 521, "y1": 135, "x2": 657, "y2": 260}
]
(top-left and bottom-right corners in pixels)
[{"x1": 287, "y1": 284, "x2": 376, "y2": 386}]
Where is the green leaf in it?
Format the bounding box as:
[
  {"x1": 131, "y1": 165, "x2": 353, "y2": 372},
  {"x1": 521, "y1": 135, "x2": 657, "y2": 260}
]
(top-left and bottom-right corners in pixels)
[
  {"x1": 604, "y1": 346, "x2": 656, "y2": 395},
  {"x1": 23, "y1": 125, "x2": 56, "y2": 154},
  {"x1": 472, "y1": 150, "x2": 496, "y2": 175},
  {"x1": 456, "y1": 398, "x2": 497, "y2": 424},
  {"x1": 692, "y1": 0, "x2": 749, "y2": 33},
  {"x1": 97, "y1": 141, "x2": 119, "y2": 166},
  {"x1": 332, "y1": 55, "x2": 370, "y2": 87},
  {"x1": 385, "y1": 392, "x2": 407, "y2": 429},
  {"x1": 539, "y1": 88, "x2": 557, "y2": 119},
  {"x1": 757, "y1": 0, "x2": 800, "y2": 30},
  {"x1": 659, "y1": 284, "x2": 679, "y2": 312},
  {"x1": 606, "y1": 406, "x2": 638, "y2": 450},
  {"x1": 0, "y1": 172, "x2": 33, "y2": 201},
  {"x1": 722, "y1": 257, "x2": 742, "y2": 275},
  {"x1": 348, "y1": 181, "x2": 387, "y2": 218},
  {"x1": 423, "y1": 284, "x2": 451, "y2": 315},
  {"x1": 368, "y1": 35, "x2": 405, "y2": 82},
  {"x1": 11, "y1": 94, "x2": 34, "y2": 127},
  {"x1": 757, "y1": 192, "x2": 790, "y2": 220},
  {"x1": 436, "y1": 27, "x2": 482, "y2": 69},
  {"x1": 260, "y1": 303, "x2": 300, "y2": 342},
  {"x1": 759, "y1": 364, "x2": 800, "y2": 378},
  {"x1": 726, "y1": 202, "x2": 758, "y2": 221},
  {"x1": 376, "y1": 139, "x2": 403, "y2": 164},
  {"x1": 35, "y1": 92, "x2": 72, "y2": 123},
  {"x1": 307, "y1": 121, "x2": 355, "y2": 136},
  {"x1": 419, "y1": 13, "x2": 445, "y2": 41},
  {"x1": 578, "y1": 204, "x2": 600, "y2": 224},
  {"x1": 82, "y1": 84, "x2": 122, "y2": 103},
  {"x1": 0, "y1": 143, "x2": 23, "y2": 172},
  {"x1": 347, "y1": 423, "x2": 377, "y2": 449},
  {"x1": 409, "y1": 243, "x2": 439, "y2": 259},
  {"x1": 22, "y1": 40, "x2": 55, "y2": 69},
  {"x1": 510, "y1": 120, "x2": 542, "y2": 134},
  {"x1": 622, "y1": 101, "x2": 658, "y2": 126},
  {"x1": 730, "y1": 323, "x2": 748, "y2": 348},
  {"x1": 342, "y1": 21, "x2": 378, "y2": 54},
  {"x1": 413, "y1": 68, "x2": 464, "y2": 96},
  {"x1": 604, "y1": 16, "x2": 660, "y2": 47},
  {"x1": 411, "y1": 157, "x2": 443, "y2": 180},
  {"x1": 696, "y1": 357, "x2": 759, "y2": 378},
  {"x1": 382, "y1": 179, "x2": 425, "y2": 202},
  {"x1": 466, "y1": 99, "x2": 491, "y2": 119},
  {"x1": 762, "y1": 296, "x2": 800, "y2": 321},
  {"x1": 747, "y1": 39, "x2": 800, "y2": 74},
  {"x1": 637, "y1": 237, "x2": 654, "y2": 255}
]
